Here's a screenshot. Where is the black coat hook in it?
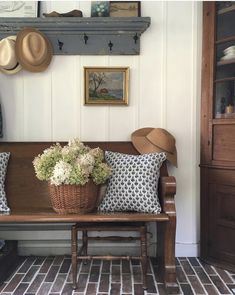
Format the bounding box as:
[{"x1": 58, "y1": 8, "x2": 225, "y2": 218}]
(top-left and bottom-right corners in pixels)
[
  {"x1": 84, "y1": 33, "x2": 88, "y2": 44},
  {"x1": 133, "y1": 33, "x2": 139, "y2": 44},
  {"x1": 57, "y1": 39, "x2": 64, "y2": 50},
  {"x1": 108, "y1": 40, "x2": 113, "y2": 51}
]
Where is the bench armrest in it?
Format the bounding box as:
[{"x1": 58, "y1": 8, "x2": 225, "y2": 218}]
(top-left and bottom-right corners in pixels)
[{"x1": 158, "y1": 176, "x2": 176, "y2": 215}]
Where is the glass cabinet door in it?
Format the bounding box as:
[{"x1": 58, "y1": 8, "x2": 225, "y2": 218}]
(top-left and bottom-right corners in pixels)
[{"x1": 214, "y1": 1, "x2": 235, "y2": 119}]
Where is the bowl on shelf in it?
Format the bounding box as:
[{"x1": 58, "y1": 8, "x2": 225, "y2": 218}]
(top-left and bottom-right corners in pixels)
[
  {"x1": 224, "y1": 45, "x2": 235, "y2": 55},
  {"x1": 220, "y1": 53, "x2": 235, "y2": 61}
]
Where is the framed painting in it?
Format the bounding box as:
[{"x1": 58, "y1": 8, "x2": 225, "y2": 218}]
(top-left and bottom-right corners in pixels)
[
  {"x1": 109, "y1": 1, "x2": 141, "y2": 17},
  {"x1": 84, "y1": 67, "x2": 129, "y2": 105},
  {"x1": 0, "y1": 1, "x2": 40, "y2": 17}
]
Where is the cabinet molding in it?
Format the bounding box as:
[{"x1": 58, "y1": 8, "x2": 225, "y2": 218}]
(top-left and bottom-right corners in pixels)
[{"x1": 0, "y1": 17, "x2": 151, "y2": 55}]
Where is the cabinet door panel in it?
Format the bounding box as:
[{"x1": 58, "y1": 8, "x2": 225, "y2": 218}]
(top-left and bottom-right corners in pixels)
[
  {"x1": 208, "y1": 183, "x2": 235, "y2": 264},
  {"x1": 213, "y1": 124, "x2": 235, "y2": 161}
]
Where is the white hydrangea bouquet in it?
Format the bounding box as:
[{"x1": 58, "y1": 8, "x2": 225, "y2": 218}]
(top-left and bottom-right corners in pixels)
[
  {"x1": 33, "y1": 139, "x2": 112, "y2": 214},
  {"x1": 33, "y1": 138, "x2": 111, "y2": 186}
]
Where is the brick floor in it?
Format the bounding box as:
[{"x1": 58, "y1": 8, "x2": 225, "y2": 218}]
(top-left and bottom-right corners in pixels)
[{"x1": 0, "y1": 256, "x2": 235, "y2": 295}]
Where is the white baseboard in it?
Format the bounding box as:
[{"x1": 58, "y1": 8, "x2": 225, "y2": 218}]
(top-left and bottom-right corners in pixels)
[
  {"x1": 18, "y1": 240, "x2": 149, "y2": 256},
  {"x1": 176, "y1": 242, "x2": 199, "y2": 257},
  {"x1": 17, "y1": 240, "x2": 199, "y2": 257},
  {"x1": 0, "y1": 227, "x2": 199, "y2": 257}
]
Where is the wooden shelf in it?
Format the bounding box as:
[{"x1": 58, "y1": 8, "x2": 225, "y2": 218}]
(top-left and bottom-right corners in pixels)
[
  {"x1": 216, "y1": 35, "x2": 235, "y2": 45},
  {"x1": 200, "y1": 163, "x2": 235, "y2": 170},
  {"x1": 218, "y1": 5, "x2": 235, "y2": 15},
  {"x1": 215, "y1": 113, "x2": 235, "y2": 119},
  {"x1": 214, "y1": 77, "x2": 235, "y2": 83},
  {"x1": 213, "y1": 118, "x2": 235, "y2": 124},
  {"x1": 0, "y1": 17, "x2": 151, "y2": 55}
]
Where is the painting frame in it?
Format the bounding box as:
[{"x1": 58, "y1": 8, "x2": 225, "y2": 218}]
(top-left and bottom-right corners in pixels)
[
  {"x1": 84, "y1": 67, "x2": 129, "y2": 105},
  {"x1": 0, "y1": 1, "x2": 40, "y2": 17},
  {"x1": 109, "y1": 1, "x2": 141, "y2": 17}
]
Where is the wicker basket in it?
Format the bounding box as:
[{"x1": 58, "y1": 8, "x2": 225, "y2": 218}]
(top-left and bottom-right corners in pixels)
[{"x1": 48, "y1": 180, "x2": 99, "y2": 214}]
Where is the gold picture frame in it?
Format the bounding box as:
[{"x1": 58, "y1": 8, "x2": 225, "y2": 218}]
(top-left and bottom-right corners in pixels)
[
  {"x1": 109, "y1": 1, "x2": 141, "y2": 17},
  {"x1": 84, "y1": 67, "x2": 129, "y2": 105}
]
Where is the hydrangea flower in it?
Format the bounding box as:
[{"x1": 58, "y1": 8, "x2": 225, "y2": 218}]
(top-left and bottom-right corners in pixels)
[
  {"x1": 50, "y1": 160, "x2": 72, "y2": 186},
  {"x1": 33, "y1": 139, "x2": 112, "y2": 186}
]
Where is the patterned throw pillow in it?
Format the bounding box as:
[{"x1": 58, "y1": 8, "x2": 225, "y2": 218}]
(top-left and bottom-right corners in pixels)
[
  {"x1": 0, "y1": 152, "x2": 10, "y2": 213},
  {"x1": 98, "y1": 151, "x2": 166, "y2": 213}
]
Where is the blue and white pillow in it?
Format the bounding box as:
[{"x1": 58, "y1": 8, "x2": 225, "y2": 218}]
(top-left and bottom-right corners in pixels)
[
  {"x1": 98, "y1": 151, "x2": 166, "y2": 213},
  {"x1": 0, "y1": 152, "x2": 10, "y2": 213}
]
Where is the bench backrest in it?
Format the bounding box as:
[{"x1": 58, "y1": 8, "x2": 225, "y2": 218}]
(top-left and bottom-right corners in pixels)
[{"x1": 0, "y1": 142, "x2": 168, "y2": 211}]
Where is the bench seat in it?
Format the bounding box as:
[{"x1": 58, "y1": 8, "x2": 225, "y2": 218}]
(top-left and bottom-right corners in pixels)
[{"x1": 0, "y1": 210, "x2": 170, "y2": 223}]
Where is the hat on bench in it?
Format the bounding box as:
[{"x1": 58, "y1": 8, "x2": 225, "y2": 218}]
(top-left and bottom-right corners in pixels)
[{"x1": 131, "y1": 127, "x2": 177, "y2": 167}]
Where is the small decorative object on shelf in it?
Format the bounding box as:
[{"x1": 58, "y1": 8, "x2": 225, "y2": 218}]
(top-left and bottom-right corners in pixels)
[
  {"x1": 33, "y1": 139, "x2": 112, "y2": 214},
  {"x1": 226, "y1": 103, "x2": 234, "y2": 114},
  {"x1": 220, "y1": 45, "x2": 235, "y2": 61},
  {"x1": 43, "y1": 10, "x2": 83, "y2": 18},
  {"x1": 91, "y1": 1, "x2": 109, "y2": 17}
]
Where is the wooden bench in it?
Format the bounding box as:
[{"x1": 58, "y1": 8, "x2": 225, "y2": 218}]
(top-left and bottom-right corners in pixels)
[{"x1": 0, "y1": 141, "x2": 179, "y2": 294}]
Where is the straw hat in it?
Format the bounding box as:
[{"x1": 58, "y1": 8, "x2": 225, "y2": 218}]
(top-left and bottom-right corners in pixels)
[
  {"x1": 0, "y1": 36, "x2": 22, "y2": 75},
  {"x1": 15, "y1": 28, "x2": 53, "y2": 72},
  {"x1": 131, "y1": 127, "x2": 177, "y2": 167}
]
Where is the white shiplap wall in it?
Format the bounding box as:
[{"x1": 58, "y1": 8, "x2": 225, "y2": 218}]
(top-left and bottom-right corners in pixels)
[{"x1": 0, "y1": 1, "x2": 202, "y2": 256}]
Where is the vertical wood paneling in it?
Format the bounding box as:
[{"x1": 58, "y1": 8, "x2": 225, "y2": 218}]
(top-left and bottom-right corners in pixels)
[
  {"x1": 23, "y1": 71, "x2": 52, "y2": 140},
  {"x1": 161, "y1": 1, "x2": 168, "y2": 128},
  {"x1": 108, "y1": 56, "x2": 137, "y2": 141},
  {"x1": 167, "y1": 1, "x2": 193, "y2": 244},
  {"x1": 193, "y1": 1, "x2": 202, "y2": 245},
  {"x1": 0, "y1": 73, "x2": 24, "y2": 140},
  {"x1": 80, "y1": 56, "x2": 108, "y2": 141},
  {"x1": 165, "y1": 1, "x2": 196, "y2": 245},
  {"x1": 139, "y1": 1, "x2": 165, "y2": 128},
  {"x1": 51, "y1": 56, "x2": 79, "y2": 141}
]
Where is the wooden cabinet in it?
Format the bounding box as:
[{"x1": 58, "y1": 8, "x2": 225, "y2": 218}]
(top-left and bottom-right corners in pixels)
[{"x1": 200, "y1": 2, "x2": 235, "y2": 271}]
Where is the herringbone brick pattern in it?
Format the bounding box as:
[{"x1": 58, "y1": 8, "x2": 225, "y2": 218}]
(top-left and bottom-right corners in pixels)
[{"x1": 0, "y1": 256, "x2": 234, "y2": 295}]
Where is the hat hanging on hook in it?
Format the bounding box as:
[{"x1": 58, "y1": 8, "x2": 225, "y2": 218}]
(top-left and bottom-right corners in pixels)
[
  {"x1": 15, "y1": 27, "x2": 53, "y2": 73},
  {"x1": 0, "y1": 36, "x2": 22, "y2": 75}
]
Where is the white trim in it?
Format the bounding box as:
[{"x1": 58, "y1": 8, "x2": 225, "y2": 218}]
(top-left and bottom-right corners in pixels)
[
  {"x1": 161, "y1": 1, "x2": 167, "y2": 128},
  {"x1": 176, "y1": 242, "x2": 199, "y2": 257},
  {"x1": 18, "y1": 240, "x2": 149, "y2": 256},
  {"x1": 16, "y1": 239, "x2": 199, "y2": 257}
]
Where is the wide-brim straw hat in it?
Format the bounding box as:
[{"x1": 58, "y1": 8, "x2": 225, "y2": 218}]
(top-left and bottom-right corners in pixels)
[
  {"x1": 15, "y1": 27, "x2": 53, "y2": 72},
  {"x1": 0, "y1": 36, "x2": 22, "y2": 75},
  {"x1": 131, "y1": 127, "x2": 177, "y2": 167}
]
